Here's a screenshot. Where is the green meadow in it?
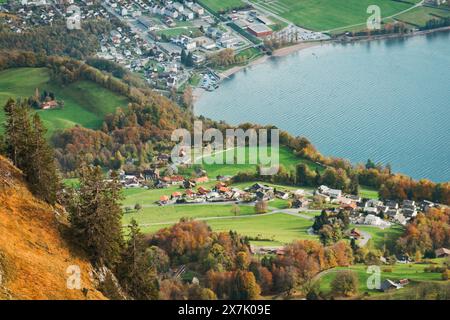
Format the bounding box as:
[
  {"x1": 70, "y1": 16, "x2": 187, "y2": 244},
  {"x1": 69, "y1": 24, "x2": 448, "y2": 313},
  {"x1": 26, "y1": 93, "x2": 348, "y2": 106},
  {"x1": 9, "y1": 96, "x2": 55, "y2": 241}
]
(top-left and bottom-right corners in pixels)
[
  {"x1": 251, "y1": 0, "x2": 421, "y2": 31},
  {"x1": 0, "y1": 67, "x2": 129, "y2": 135},
  {"x1": 317, "y1": 261, "x2": 448, "y2": 296},
  {"x1": 182, "y1": 145, "x2": 324, "y2": 178}
]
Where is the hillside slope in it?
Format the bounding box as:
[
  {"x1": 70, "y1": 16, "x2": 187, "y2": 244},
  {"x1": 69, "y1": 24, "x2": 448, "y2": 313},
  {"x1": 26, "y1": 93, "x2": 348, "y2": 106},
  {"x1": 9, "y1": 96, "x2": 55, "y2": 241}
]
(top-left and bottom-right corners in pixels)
[{"x1": 0, "y1": 156, "x2": 105, "y2": 300}]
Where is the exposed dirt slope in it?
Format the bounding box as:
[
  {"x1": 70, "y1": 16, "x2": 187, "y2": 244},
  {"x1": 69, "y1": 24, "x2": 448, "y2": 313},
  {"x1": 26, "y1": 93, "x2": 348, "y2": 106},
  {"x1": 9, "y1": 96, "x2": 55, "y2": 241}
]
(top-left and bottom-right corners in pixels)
[{"x1": 0, "y1": 156, "x2": 105, "y2": 300}]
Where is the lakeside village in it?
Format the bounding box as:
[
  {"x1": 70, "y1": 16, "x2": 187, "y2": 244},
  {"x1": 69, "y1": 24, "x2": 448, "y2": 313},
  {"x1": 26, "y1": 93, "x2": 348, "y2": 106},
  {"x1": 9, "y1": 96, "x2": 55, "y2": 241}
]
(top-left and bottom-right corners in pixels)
[
  {"x1": 114, "y1": 159, "x2": 442, "y2": 231},
  {"x1": 0, "y1": 0, "x2": 326, "y2": 92}
]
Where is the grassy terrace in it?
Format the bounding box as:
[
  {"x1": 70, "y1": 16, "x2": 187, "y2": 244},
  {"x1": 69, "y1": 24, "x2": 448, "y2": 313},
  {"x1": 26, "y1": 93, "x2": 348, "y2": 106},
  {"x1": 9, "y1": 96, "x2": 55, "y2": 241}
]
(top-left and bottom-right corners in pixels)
[
  {"x1": 0, "y1": 68, "x2": 129, "y2": 136},
  {"x1": 250, "y1": 0, "x2": 421, "y2": 31}
]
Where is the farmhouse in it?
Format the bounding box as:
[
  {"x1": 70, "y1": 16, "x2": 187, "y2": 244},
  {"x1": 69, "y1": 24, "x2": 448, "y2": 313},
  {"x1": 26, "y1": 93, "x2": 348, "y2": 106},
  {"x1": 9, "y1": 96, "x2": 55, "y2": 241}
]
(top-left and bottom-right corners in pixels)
[
  {"x1": 41, "y1": 100, "x2": 58, "y2": 110},
  {"x1": 380, "y1": 279, "x2": 403, "y2": 292},
  {"x1": 247, "y1": 24, "x2": 273, "y2": 37},
  {"x1": 435, "y1": 248, "x2": 450, "y2": 258}
]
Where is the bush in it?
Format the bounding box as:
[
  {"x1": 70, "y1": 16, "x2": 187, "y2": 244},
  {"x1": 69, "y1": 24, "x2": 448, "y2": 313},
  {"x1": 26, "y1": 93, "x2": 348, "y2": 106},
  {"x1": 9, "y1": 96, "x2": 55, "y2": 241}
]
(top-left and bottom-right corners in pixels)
[{"x1": 331, "y1": 271, "x2": 359, "y2": 297}]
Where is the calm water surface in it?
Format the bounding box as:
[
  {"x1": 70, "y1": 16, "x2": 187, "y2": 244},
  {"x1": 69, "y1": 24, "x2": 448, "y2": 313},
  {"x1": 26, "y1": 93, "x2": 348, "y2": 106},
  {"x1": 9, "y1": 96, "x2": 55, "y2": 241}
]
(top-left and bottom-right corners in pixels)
[{"x1": 195, "y1": 32, "x2": 450, "y2": 182}]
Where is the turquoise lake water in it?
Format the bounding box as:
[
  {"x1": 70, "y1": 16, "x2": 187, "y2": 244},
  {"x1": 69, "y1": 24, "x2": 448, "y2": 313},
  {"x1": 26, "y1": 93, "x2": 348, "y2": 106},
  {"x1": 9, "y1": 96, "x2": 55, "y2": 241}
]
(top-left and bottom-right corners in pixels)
[{"x1": 195, "y1": 32, "x2": 450, "y2": 182}]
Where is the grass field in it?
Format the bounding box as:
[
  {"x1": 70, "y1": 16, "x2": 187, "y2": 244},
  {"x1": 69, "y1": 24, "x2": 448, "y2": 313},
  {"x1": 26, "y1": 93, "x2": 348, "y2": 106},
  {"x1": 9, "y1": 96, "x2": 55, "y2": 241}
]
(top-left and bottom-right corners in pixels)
[
  {"x1": 317, "y1": 261, "x2": 448, "y2": 296},
  {"x1": 182, "y1": 145, "x2": 324, "y2": 178},
  {"x1": 198, "y1": 0, "x2": 246, "y2": 13},
  {"x1": 359, "y1": 186, "x2": 379, "y2": 199},
  {"x1": 156, "y1": 26, "x2": 201, "y2": 38},
  {"x1": 123, "y1": 204, "x2": 256, "y2": 226},
  {"x1": 394, "y1": 5, "x2": 450, "y2": 27},
  {"x1": 251, "y1": 0, "x2": 421, "y2": 31},
  {"x1": 0, "y1": 68, "x2": 129, "y2": 136}
]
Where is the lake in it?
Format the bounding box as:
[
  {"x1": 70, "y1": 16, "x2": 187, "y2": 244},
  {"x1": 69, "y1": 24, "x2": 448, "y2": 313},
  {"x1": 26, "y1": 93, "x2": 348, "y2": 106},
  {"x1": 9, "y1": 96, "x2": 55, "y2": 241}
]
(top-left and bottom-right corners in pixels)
[{"x1": 195, "y1": 32, "x2": 450, "y2": 182}]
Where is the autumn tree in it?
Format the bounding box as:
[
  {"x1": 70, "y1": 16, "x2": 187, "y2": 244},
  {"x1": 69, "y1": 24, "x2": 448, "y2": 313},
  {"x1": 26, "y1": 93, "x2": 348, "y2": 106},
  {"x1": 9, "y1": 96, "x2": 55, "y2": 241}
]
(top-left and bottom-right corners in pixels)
[{"x1": 330, "y1": 271, "x2": 359, "y2": 297}]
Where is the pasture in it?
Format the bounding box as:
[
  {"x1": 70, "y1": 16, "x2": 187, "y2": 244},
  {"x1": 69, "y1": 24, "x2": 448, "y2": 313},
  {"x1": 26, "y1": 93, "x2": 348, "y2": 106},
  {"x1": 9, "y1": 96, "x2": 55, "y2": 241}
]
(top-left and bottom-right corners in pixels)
[{"x1": 0, "y1": 67, "x2": 129, "y2": 135}]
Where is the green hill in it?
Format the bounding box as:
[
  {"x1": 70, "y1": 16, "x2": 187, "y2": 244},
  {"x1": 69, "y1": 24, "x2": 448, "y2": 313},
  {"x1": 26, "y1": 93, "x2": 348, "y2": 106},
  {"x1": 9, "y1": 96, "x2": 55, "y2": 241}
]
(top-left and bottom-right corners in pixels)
[{"x1": 0, "y1": 67, "x2": 129, "y2": 136}]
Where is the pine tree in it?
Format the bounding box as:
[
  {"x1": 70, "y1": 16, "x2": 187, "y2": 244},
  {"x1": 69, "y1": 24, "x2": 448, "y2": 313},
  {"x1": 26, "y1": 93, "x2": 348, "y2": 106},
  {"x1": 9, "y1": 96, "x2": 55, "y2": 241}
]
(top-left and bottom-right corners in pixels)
[
  {"x1": 27, "y1": 113, "x2": 60, "y2": 204},
  {"x1": 3, "y1": 99, "x2": 60, "y2": 204},
  {"x1": 116, "y1": 219, "x2": 159, "y2": 300},
  {"x1": 66, "y1": 166, "x2": 124, "y2": 268}
]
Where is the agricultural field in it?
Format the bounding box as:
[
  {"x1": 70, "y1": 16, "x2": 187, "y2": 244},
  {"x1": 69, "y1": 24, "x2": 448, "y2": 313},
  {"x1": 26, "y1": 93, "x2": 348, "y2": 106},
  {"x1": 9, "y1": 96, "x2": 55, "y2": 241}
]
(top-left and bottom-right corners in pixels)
[
  {"x1": 316, "y1": 260, "x2": 448, "y2": 296},
  {"x1": 198, "y1": 0, "x2": 246, "y2": 13},
  {"x1": 250, "y1": 0, "x2": 421, "y2": 31},
  {"x1": 0, "y1": 67, "x2": 129, "y2": 136}
]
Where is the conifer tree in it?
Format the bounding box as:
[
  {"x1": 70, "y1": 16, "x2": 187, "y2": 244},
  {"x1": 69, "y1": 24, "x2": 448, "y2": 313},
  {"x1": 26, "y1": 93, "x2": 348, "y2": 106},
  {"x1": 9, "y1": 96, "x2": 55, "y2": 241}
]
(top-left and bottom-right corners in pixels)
[
  {"x1": 116, "y1": 219, "x2": 159, "y2": 300},
  {"x1": 67, "y1": 166, "x2": 124, "y2": 267},
  {"x1": 27, "y1": 113, "x2": 60, "y2": 204},
  {"x1": 3, "y1": 99, "x2": 60, "y2": 204}
]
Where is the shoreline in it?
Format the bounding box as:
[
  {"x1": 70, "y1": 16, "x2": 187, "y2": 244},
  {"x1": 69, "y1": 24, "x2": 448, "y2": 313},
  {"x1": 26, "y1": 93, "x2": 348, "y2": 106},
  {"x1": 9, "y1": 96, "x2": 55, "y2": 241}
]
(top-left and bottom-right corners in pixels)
[{"x1": 192, "y1": 26, "x2": 450, "y2": 103}]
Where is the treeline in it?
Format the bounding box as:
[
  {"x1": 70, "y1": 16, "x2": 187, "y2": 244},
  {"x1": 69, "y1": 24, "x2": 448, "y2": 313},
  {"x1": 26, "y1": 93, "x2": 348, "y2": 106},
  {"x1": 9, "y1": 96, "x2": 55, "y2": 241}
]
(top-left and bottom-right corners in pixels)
[{"x1": 0, "y1": 20, "x2": 113, "y2": 59}]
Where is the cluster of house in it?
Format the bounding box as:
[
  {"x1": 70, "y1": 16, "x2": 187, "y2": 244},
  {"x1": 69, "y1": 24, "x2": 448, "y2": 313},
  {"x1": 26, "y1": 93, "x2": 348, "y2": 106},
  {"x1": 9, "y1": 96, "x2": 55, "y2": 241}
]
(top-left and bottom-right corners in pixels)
[
  {"x1": 1, "y1": 1, "x2": 60, "y2": 32},
  {"x1": 157, "y1": 181, "x2": 309, "y2": 206},
  {"x1": 315, "y1": 185, "x2": 438, "y2": 227}
]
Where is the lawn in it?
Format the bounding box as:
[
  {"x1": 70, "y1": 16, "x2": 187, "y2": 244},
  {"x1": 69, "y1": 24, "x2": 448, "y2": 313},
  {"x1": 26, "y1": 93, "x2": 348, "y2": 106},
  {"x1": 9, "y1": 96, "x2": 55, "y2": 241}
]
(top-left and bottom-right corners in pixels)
[
  {"x1": 0, "y1": 67, "x2": 129, "y2": 136},
  {"x1": 182, "y1": 145, "x2": 324, "y2": 178},
  {"x1": 317, "y1": 261, "x2": 447, "y2": 296},
  {"x1": 359, "y1": 186, "x2": 379, "y2": 199},
  {"x1": 250, "y1": 0, "x2": 421, "y2": 31},
  {"x1": 139, "y1": 212, "x2": 317, "y2": 245},
  {"x1": 198, "y1": 0, "x2": 246, "y2": 13}
]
